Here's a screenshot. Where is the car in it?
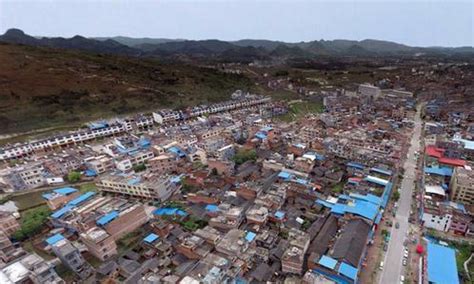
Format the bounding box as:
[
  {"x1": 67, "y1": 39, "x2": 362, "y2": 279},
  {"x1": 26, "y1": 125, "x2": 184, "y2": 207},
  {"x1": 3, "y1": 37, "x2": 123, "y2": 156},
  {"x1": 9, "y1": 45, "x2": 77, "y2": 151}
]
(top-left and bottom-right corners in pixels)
[
  {"x1": 402, "y1": 259, "x2": 407, "y2": 266},
  {"x1": 383, "y1": 244, "x2": 388, "y2": 251},
  {"x1": 395, "y1": 222, "x2": 400, "y2": 229},
  {"x1": 379, "y1": 261, "x2": 384, "y2": 270},
  {"x1": 401, "y1": 275, "x2": 405, "y2": 283}
]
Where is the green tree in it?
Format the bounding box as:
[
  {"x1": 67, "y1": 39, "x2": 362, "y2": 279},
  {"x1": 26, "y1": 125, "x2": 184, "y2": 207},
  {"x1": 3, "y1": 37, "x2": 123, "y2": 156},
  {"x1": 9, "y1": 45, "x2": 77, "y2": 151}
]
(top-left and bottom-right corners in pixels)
[
  {"x1": 133, "y1": 163, "x2": 146, "y2": 172},
  {"x1": 12, "y1": 206, "x2": 51, "y2": 241},
  {"x1": 233, "y1": 149, "x2": 257, "y2": 165},
  {"x1": 67, "y1": 171, "x2": 81, "y2": 183},
  {"x1": 392, "y1": 191, "x2": 400, "y2": 201}
]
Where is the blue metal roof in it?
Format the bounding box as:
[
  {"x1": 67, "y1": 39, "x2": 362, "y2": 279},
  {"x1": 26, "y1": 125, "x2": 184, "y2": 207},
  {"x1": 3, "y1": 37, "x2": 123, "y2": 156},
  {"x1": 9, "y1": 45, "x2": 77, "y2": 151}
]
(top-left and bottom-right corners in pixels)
[
  {"x1": 370, "y1": 167, "x2": 392, "y2": 176},
  {"x1": 338, "y1": 262, "x2": 358, "y2": 281},
  {"x1": 381, "y1": 182, "x2": 393, "y2": 208},
  {"x1": 45, "y1": 233, "x2": 65, "y2": 245},
  {"x1": 424, "y1": 166, "x2": 453, "y2": 177},
  {"x1": 245, "y1": 231, "x2": 256, "y2": 242},
  {"x1": 347, "y1": 162, "x2": 364, "y2": 170},
  {"x1": 68, "y1": 192, "x2": 95, "y2": 206},
  {"x1": 153, "y1": 207, "x2": 188, "y2": 217},
  {"x1": 318, "y1": 255, "x2": 338, "y2": 270},
  {"x1": 97, "y1": 210, "x2": 119, "y2": 226},
  {"x1": 84, "y1": 169, "x2": 97, "y2": 177},
  {"x1": 349, "y1": 193, "x2": 382, "y2": 206},
  {"x1": 53, "y1": 187, "x2": 78, "y2": 196},
  {"x1": 168, "y1": 146, "x2": 186, "y2": 157},
  {"x1": 331, "y1": 204, "x2": 346, "y2": 215},
  {"x1": 143, "y1": 233, "x2": 159, "y2": 243},
  {"x1": 51, "y1": 205, "x2": 73, "y2": 219},
  {"x1": 427, "y1": 242, "x2": 459, "y2": 284}
]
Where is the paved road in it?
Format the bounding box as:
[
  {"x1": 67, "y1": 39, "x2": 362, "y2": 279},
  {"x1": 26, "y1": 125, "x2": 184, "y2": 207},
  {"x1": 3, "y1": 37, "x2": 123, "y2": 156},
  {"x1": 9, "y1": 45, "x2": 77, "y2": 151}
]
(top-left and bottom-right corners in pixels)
[{"x1": 379, "y1": 105, "x2": 422, "y2": 284}]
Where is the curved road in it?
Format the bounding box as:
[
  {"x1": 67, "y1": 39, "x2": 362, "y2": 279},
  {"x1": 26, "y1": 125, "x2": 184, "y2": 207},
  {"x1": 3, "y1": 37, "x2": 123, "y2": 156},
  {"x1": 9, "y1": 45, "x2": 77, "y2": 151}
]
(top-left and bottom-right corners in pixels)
[{"x1": 379, "y1": 105, "x2": 422, "y2": 284}]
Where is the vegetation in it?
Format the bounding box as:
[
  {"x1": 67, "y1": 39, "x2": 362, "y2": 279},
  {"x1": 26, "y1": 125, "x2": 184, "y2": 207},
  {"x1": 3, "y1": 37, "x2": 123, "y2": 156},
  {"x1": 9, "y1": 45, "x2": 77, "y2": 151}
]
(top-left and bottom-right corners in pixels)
[
  {"x1": 0, "y1": 43, "x2": 255, "y2": 136},
  {"x1": 451, "y1": 242, "x2": 474, "y2": 281},
  {"x1": 67, "y1": 171, "x2": 81, "y2": 183},
  {"x1": 79, "y1": 182, "x2": 97, "y2": 193},
  {"x1": 117, "y1": 230, "x2": 143, "y2": 254},
  {"x1": 332, "y1": 182, "x2": 345, "y2": 194},
  {"x1": 277, "y1": 101, "x2": 324, "y2": 122},
  {"x1": 180, "y1": 216, "x2": 208, "y2": 231},
  {"x1": 233, "y1": 148, "x2": 257, "y2": 165},
  {"x1": 392, "y1": 191, "x2": 400, "y2": 201},
  {"x1": 12, "y1": 205, "x2": 51, "y2": 241},
  {"x1": 133, "y1": 163, "x2": 147, "y2": 172}
]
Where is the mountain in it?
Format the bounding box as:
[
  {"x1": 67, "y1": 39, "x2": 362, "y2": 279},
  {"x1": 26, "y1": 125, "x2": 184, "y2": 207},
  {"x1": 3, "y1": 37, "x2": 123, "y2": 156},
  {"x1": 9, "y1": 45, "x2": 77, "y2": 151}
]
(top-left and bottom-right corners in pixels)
[
  {"x1": 94, "y1": 36, "x2": 184, "y2": 47},
  {"x1": 1, "y1": 29, "x2": 472, "y2": 61},
  {"x1": 0, "y1": 29, "x2": 139, "y2": 56}
]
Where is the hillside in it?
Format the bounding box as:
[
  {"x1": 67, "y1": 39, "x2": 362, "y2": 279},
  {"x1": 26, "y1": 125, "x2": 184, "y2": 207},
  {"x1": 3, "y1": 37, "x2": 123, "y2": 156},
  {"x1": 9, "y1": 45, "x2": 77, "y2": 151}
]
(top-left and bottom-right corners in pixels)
[{"x1": 0, "y1": 43, "x2": 255, "y2": 134}]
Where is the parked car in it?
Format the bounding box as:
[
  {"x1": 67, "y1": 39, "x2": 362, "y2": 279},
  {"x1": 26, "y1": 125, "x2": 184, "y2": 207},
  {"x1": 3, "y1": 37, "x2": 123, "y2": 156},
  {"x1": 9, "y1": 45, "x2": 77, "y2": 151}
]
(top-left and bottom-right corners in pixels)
[
  {"x1": 402, "y1": 259, "x2": 407, "y2": 266},
  {"x1": 395, "y1": 222, "x2": 400, "y2": 229}
]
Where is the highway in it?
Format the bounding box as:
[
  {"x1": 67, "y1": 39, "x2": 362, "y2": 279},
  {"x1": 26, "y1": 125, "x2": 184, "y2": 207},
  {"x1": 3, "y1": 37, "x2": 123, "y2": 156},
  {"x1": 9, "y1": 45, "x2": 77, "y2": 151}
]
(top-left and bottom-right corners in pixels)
[{"x1": 379, "y1": 105, "x2": 422, "y2": 284}]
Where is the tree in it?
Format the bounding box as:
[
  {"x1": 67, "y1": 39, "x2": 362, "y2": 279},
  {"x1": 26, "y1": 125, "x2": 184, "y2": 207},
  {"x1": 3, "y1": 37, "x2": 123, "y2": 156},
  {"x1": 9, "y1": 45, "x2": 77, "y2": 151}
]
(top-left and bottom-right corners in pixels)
[
  {"x1": 392, "y1": 191, "x2": 400, "y2": 202},
  {"x1": 233, "y1": 149, "x2": 257, "y2": 165},
  {"x1": 12, "y1": 206, "x2": 51, "y2": 241},
  {"x1": 67, "y1": 171, "x2": 81, "y2": 183},
  {"x1": 133, "y1": 163, "x2": 146, "y2": 172}
]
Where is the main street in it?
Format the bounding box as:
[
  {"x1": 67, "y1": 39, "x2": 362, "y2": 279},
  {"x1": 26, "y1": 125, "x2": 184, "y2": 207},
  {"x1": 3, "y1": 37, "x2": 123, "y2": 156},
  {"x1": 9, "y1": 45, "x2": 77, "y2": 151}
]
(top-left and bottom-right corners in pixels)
[{"x1": 379, "y1": 105, "x2": 422, "y2": 284}]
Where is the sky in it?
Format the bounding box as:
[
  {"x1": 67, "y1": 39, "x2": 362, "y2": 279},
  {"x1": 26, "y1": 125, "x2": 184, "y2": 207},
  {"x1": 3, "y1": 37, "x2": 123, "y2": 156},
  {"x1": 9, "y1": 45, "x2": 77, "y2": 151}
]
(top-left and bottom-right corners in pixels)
[{"x1": 0, "y1": 0, "x2": 472, "y2": 47}]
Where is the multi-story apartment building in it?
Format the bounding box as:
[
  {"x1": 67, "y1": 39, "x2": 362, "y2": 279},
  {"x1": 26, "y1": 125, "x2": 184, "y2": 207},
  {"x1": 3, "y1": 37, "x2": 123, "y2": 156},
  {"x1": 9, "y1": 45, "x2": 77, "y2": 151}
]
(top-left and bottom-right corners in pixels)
[
  {"x1": 450, "y1": 167, "x2": 474, "y2": 205},
  {"x1": 96, "y1": 172, "x2": 179, "y2": 201},
  {"x1": 47, "y1": 234, "x2": 92, "y2": 279}
]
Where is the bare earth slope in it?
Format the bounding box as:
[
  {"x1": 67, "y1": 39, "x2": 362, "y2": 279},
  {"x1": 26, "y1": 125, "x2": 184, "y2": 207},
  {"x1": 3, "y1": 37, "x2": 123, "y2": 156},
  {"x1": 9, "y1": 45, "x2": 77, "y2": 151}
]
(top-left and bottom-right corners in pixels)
[{"x1": 0, "y1": 43, "x2": 254, "y2": 134}]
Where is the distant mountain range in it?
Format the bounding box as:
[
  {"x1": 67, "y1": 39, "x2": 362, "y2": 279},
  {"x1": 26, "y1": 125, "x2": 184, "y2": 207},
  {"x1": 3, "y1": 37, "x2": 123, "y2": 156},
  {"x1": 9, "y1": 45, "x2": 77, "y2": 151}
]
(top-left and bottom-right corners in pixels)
[{"x1": 1, "y1": 28, "x2": 472, "y2": 62}]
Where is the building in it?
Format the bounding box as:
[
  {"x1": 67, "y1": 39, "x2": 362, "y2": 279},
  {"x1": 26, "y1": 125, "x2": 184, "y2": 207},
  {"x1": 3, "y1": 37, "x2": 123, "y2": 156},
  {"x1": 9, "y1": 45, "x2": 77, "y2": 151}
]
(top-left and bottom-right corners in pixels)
[
  {"x1": 97, "y1": 172, "x2": 180, "y2": 201},
  {"x1": 450, "y1": 167, "x2": 474, "y2": 205},
  {"x1": 46, "y1": 234, "x2": 92, "y2": 279},
  {"x1": 80, "y1": 227, "x2": 117, "y2": 261},
  {"x1": 0, "y1": 212, "x2": 20, "y2": 237},
  {"x1": 281, "y1": 229, "x2": 310, "y2": 275},
  {"x1": 0, "y1": 253, "x2": 64, "y2": 283},
  {"x1": 42, "y1": 187, "x2": 81, "y2": 210},
  {"x1": 148, "y1": 154, "x2": 177, "y2": 174}
]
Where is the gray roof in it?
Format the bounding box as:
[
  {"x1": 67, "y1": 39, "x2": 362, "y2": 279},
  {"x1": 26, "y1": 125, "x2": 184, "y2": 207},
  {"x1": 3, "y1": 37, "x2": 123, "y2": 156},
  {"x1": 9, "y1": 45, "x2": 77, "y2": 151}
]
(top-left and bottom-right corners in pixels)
[{"x1": 331, "y1": 218, "x2": 371, "y2": 267}]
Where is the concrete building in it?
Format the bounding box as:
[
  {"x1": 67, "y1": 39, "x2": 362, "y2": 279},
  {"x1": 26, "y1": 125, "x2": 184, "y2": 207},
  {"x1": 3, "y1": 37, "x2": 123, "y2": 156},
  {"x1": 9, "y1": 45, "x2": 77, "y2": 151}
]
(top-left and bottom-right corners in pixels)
[
  {"x1": 80, "y1": 227, "x2": 117, "y2": 261},
  {"x1": 0, "y1": 212, "x2": 20, "y2": 237},
  {"x1": 42, "y1": 187, "x2": 81, "y2": 210},
  {"x1": 97, "y1": 172, "x2": 179, "y2": 201},
  {"x1": 0, "y1": 253, "x2": 64, "y2": 283},
  {"x1": 450, "y1": 167, "x2": 474, "y2": 205},
  {"x1": 46, "y1": 234, "x2": 92, "y2": 279}
]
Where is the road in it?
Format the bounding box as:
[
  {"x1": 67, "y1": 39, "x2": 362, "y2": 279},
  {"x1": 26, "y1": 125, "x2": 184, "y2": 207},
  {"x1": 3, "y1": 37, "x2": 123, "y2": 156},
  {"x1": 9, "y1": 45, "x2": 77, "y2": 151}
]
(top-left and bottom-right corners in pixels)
[{"x1": 379, "y1": 105, "x2": 422, "y2": 284}]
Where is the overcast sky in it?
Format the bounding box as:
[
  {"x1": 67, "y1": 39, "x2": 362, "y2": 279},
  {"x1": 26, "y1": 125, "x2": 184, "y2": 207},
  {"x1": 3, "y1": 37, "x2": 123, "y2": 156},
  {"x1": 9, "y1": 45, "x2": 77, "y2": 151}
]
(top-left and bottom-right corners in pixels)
[{"x1": 0, "y1": 0, "x2": 472, "y2": 47}]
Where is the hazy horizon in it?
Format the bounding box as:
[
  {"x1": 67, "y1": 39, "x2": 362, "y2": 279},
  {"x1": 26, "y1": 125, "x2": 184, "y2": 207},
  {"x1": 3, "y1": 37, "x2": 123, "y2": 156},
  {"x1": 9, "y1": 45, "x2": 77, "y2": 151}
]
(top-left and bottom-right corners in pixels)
[{"x1": 0, "y1": 0, "x2": 472, "y2": 48}]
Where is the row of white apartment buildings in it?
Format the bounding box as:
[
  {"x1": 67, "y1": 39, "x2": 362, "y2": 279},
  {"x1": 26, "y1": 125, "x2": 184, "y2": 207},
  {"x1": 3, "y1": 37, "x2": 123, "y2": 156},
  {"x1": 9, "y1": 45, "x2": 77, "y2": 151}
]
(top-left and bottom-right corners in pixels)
[{"x1": 0, "y1": 95, "x2": 271, "y2": 161}]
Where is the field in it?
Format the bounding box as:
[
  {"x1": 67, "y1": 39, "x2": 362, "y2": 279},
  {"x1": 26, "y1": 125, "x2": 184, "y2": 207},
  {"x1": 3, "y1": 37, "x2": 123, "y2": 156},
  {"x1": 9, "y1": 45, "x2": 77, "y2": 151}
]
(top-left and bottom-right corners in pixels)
[{"x1": 277, "y1": 100, "x2": 324, "y2": 122}]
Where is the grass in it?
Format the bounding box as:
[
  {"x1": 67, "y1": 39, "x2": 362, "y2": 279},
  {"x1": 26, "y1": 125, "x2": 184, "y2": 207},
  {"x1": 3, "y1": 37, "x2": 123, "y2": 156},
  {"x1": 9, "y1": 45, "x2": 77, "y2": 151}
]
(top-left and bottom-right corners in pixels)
[
  {"x1": 276, "y1": 100, "x2": 324, "y2": 122},
  {"x1": 79, "y1": 182, "x2": 98, "y2": 193},
  {"x1": 1, "y1": 190, "x2": 47, "y2": 211}
]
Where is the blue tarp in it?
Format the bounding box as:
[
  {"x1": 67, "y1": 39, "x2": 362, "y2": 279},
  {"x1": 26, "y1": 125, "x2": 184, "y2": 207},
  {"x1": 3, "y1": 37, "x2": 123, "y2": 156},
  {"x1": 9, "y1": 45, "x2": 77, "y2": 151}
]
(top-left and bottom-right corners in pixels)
[
  {"x1": 427, "y1": 242, "x2": 459, "y2": 284},
  {"x1": 68, "y1": 192, "x2": 95, "y2": 206},
  {"x1": 318, "y1": 255, "x2": 338, "y2": 270},
  {"x1": 54, "y1": 187, "x2": 78, "y2": 195},
  {"x1": 143, "y1": 233, "x2": 159, "y2": 243},
  {"x1": 245, "y1": 231, "x2": 256, "y2": 242},
  {"x1": 168, "y1": 146, "x2": 186, "y2": 158},
  {"x1": 274, "y1": 211, "x2": 285, "y2": 219},
  {"x1": 338, "y1": 262, "x2": 358, "y2": 281},
  {"x1": 42, "y1": 193, "x2": 54, "y2": 200},
  {"x1": 424, "y1": 166, "x2": 453, "y2": 177},
  {"x1": 85, "y1": 169, "x2": 97, "y2": 177},
  {"x1": 205, "y1": 204, "x2": 219, "y2": 212},
  {"x1": 51, "y1": 205, "x2": 73, "y2": 219},
  {"x1": 278, "y1": 171, "x2": 292, "y2": 180},
  {"x1": 153, "y1": 207, "x2": 188, "y2": 217},
  {"x1": 255, "y1": 132, "x2": 267, "y2": 140},
  {"x1": 45, "y1": 233, "x2": 65, "y2": 245},
  {"x1": 97, "y1": 211, "x2": 119, "y2": 226},
  {"x1": 347, "y1": 162, "x2": 364, "y2": 170},
  {"x1": 127, "y1": 177, "x2": 141, "y2": 185}
]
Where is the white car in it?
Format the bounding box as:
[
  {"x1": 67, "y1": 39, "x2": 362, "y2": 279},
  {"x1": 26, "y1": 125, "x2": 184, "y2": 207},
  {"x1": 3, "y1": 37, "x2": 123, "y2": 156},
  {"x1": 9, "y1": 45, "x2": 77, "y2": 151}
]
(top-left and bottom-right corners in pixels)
[{"x1": 400, "y1": 275, "x2": 405, "y2": 283}]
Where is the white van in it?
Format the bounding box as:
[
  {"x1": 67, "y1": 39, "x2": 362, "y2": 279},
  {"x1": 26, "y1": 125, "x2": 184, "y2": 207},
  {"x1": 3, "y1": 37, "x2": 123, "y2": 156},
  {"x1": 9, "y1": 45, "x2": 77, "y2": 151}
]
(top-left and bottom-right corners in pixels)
[{"x1": 379, "y1": 261, "x2": 384, "y2": 270}]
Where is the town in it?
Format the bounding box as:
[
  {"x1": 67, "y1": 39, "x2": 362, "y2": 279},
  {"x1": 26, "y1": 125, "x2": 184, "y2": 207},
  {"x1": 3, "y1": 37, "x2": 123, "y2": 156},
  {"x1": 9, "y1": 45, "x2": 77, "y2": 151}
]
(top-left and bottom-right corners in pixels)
[{"x1": 0, "y1": 81, "x2": 472, "y2": 284}]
